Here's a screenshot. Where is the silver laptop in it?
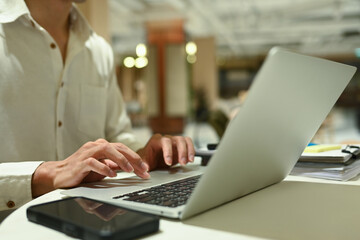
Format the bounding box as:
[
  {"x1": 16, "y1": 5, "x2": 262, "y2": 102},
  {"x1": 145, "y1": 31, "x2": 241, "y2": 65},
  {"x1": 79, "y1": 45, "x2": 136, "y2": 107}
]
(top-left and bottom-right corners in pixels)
[{"x1": 62, "y1": 47, "x2": 356, "y2": 220}]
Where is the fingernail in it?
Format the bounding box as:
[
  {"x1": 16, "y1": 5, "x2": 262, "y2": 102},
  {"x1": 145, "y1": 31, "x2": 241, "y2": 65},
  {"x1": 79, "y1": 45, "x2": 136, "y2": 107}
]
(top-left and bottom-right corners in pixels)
[
  {"x1": 189, "y1": 155, "x2": 194, "y2": 162},
  {"x1": 181, "y1": 157, "x2": 187, "y2": 165},
  {"x1": 141, "y1": 162, "x2": 149, "y2": 171},
  {"x1": 126, "y1": 162, "x2": 134, "y2": 172},
  {"x1": 109, "y1": 170, "x2": 117, "y2": 177},
  {"x1": 143, "y1": 172, "x2": 151, "y2": 179},
  {"x1": 166, "y1": 156, "x2": 172, "y2": 166}
]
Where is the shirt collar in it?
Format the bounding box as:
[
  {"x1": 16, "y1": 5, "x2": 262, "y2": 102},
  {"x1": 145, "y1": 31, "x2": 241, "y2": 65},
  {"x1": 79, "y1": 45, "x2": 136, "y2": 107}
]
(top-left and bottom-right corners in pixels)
[
  {"x1": 70, "y1": 5, "x2": 93, "y2": 43},
  {"x1": 0, "y1": 0, "x2": 30, "y2": 23}
]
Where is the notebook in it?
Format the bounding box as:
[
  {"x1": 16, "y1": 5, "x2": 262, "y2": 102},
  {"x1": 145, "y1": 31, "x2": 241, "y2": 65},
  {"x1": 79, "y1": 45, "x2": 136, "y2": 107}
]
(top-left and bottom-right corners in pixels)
[
  {"x1": 299, "y1": 145, "x2": 360, "y2": 164},
  {"x1": 62, "y1": 47, "x2": 356, "y2": 220}
]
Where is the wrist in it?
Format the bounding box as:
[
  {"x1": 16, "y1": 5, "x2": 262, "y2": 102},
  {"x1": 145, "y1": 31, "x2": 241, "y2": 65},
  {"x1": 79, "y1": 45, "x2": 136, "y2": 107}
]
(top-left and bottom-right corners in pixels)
[{"x1": 31, "y1": 161, "x2": 57, "y2": 198}]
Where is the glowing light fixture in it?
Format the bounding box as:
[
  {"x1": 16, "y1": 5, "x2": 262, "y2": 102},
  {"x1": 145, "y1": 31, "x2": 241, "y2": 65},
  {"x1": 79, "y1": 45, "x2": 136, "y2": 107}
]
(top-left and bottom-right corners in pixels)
[
  {"x1": 136, "y1": 43, "x2": 147, "y2": 57},
  {"x1": 123, "y1": 57, "x2": 135, "y2": 68},
  {"x1": 187, "y1": 54, "x2": 197, "y2": 64},
  {"x1": 186, "y1": 41, "x2": 197, "y2": 55},
  {"x1": 135, "y1": 56, "x2": 148, "y2": 68}
]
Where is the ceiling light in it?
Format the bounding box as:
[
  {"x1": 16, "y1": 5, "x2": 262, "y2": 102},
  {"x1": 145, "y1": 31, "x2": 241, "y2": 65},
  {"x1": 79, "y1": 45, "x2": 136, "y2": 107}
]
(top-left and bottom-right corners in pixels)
[
  {"x1": 186, "y1": 41, "x2": 197, "y2": 55},
  {"x1": 136, "y1": 43, "x2": 147, "y2": 57},
  {"x1": 123, "y1": 57, "x2": 135, "y2": 68},
  {"x1": 135, "y1": 56, "x2": 148, "y2": 68},
  {"x1": 187, "y1": 54, "x2": 197, "y2": 64}
]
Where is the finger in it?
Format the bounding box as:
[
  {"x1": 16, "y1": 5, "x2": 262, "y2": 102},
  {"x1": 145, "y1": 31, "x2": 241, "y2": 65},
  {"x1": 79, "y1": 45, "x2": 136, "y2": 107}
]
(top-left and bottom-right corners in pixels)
[
  {"x1": 173, "y1": 136, "x2": 188, "y2": 165},
  {"x1": 111, "y1": 143, "x2": 142, "y2": 161},
  {"x1": 130, "y1": 157, "x2": 149, "y2": 176},
  {"x1": 134, "y1": 168, "x2": 151, "y2": 179},
  {"x1": 101, "y1": 159, "x2": 121, "y2": 171},
  {"x1": 95, "y1": 138, "x2": 108, "y2": 144},
  {"x1": 80, "y1": 157, "x2": 117, "y2": 178},
  {"x1": 111, "y1": 143, "x2": 149, "y2": 173},
  {"x1": 184, "y1": 137, "x2": 195, "y2": 162},
  {"x1": 161, "y1": 137, "x2": 173, "y2": 166},
  {"x1": 84, "y1": 141, "x2": 134, "y2": 173}
]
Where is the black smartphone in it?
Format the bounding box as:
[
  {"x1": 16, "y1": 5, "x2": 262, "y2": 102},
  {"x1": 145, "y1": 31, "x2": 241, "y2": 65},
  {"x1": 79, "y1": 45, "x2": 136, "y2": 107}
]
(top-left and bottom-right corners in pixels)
[{"x1": 27, "y1": 197, "x2": 159, "y2": 240}]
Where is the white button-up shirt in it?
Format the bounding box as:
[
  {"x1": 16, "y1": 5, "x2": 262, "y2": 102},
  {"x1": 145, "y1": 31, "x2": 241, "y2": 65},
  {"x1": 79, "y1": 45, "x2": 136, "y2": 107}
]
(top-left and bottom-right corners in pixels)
[{"x1": 0, "y1": 0, "x2": 143, "y2": 212}]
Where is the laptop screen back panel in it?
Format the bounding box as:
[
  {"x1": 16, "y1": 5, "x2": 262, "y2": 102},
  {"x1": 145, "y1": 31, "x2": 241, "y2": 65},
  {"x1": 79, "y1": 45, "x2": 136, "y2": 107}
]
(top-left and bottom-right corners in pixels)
[{"x1": 181, "y1": 47, "x2": 356, "y2": 219}]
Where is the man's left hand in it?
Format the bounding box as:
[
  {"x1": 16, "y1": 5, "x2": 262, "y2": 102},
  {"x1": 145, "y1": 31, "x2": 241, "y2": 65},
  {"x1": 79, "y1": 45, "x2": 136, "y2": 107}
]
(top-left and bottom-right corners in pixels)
[{"x1": 137, "y1": 134, "x2": 195, "y2": 171}]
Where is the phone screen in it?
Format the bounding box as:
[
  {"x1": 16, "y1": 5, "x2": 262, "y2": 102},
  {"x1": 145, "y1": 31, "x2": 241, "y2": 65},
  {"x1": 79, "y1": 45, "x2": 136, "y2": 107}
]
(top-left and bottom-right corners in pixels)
[{"x1": 27, "y1": 197, "x2": 159, "y2": 240}]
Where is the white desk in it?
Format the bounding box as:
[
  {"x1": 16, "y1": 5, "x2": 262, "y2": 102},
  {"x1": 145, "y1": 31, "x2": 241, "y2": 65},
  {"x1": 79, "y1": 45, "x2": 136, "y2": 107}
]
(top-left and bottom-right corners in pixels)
[{"x1": 2, "y1": 162, "x2": 360, "y2": 240}]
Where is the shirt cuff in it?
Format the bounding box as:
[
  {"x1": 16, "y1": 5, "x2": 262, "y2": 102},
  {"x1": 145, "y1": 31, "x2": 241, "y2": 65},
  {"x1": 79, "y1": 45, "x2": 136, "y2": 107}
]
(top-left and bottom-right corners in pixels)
[{"x1": 0, "y1": 161, "x2": 43, "y2": 211}]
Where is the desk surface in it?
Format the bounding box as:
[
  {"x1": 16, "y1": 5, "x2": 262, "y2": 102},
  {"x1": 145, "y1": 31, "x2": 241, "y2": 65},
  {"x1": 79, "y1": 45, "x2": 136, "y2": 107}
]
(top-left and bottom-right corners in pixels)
[{"x1": 2, "y1": 161, "x2": 360, "y2": 240}]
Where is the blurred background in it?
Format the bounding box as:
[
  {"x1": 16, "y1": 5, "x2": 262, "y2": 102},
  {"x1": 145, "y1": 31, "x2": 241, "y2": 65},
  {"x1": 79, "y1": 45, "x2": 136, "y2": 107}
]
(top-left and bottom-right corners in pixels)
[{"x1": 77, "y1": 0, "x2": 360, "y2": 148}]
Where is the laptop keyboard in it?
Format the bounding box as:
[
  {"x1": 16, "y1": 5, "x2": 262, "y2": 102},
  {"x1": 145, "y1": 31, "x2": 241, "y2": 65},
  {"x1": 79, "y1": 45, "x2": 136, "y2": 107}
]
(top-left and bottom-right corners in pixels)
[{"x1": 113, "y1": 175, "x2": 201, "y2": 208}]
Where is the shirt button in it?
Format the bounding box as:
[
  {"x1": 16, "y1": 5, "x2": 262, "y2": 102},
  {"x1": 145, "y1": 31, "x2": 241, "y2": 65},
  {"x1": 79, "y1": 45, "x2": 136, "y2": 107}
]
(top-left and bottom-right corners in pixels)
[
  {"x1": 50, "y1": 43, "x2": 56, "y2": 49},
  {"x1": 7, "y1": 201, "x2": 15, "y2": 208},
  {"x1": 58, "y1": 121, "x2": 62, "y2": 127}
]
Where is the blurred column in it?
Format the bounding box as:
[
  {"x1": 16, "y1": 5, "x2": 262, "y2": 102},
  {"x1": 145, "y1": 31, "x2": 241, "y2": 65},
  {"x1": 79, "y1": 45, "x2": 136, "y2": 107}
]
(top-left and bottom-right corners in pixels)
[
  {"x1": 76, "y1": 0, "x2": 110, "y2": 43},
  {"x1": 145, "y1": 20, "x2": 188, "y2": 134},
  {"x1": 117, "y1": 67, "x2": 134, "y2": 102},
  {"x1": 192, "y1": 37, "x2": 218, "y2": 109}
]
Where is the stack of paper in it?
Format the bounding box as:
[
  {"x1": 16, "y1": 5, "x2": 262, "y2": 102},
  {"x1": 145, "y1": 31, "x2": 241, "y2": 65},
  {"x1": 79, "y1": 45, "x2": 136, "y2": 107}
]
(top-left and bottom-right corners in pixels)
[
  {"x1": 290, "y1": 145, "x2": 360, "y2": 181},
  {"x1": 291, "y1": 160, "x2": 360, "y2": 181}
]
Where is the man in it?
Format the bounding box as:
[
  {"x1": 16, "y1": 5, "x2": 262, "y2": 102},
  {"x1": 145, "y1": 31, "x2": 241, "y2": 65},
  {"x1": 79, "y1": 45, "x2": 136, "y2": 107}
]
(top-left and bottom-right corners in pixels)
[{"x1": 0, "y1": 0, "x2": 195, "y2": 219}]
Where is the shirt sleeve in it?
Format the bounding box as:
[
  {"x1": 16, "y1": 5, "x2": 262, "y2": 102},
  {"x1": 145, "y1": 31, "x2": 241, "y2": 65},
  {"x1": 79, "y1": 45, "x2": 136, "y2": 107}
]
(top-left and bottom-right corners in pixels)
[
  {"x1": 0, "y1": 161, "x2": 43, "y2": 211},
  {"x1": 105, "y1": 69, "x2": 144, "y2": 152}
]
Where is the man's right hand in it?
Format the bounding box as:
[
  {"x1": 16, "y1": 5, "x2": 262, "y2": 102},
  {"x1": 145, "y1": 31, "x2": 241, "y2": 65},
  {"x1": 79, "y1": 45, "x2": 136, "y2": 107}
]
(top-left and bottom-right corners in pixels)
[{"x1": 31, "y1": 139, "x2": 150, "y2": 198}]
